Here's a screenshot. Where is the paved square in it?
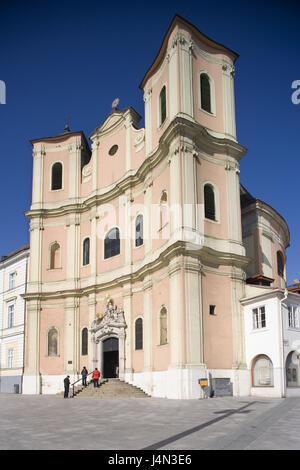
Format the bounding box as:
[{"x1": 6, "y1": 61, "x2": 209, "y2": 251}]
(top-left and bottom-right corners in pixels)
[{"x1": 0, "y1": 394, "x2": 299, "y2": 450}]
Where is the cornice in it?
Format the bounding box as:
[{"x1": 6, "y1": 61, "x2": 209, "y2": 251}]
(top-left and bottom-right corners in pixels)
[
  {"x1": 139, "y1": 14, "x2": 239, "y2": 89},
  {"x1": 23, "y1": 241, "x2": 250, "y2": 301},
  {"x1": 25, "y1": 116, "x2": 247, "y2": 221},
  {"x1": 240, "y1": 288, "x2": 287, "y2": 306},
  {"x1": 241, "y1": 199, "x2": 290, "y2": 249}
]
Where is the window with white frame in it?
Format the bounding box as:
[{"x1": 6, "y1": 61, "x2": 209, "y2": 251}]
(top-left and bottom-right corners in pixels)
[
  {"x1": 7, "y1": 304, "x2": 15, "y2": 328},
  {"x1": 288, "y1": 305, "x2": 299, "y2": 329},
  {"x1": 252, "y1": 306, "x2": 266, "y2": 329},
  {"x1": 7, "y1": 349, "x2": 13, "y2": 368},
  {"x1": 9, "y1": 272, "x2": 16, "y2": 290}
]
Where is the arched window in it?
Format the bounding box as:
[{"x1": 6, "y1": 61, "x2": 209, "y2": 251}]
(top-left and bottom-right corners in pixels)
[
  {"x1": 82, "y1": 328, "x2": 88, "y2": 356},
  {"x1": 135, "y1": 215, "x2": 143, "y2": 247},
  {"x1": 135, "y1": 318, "x2": 143, "y2": 350},
  {"x1": 252, "y1": 355, "x2": 274, "y2": 387},
  {"x1": 159, "y1": 85, "x2": 167, "y2": 126},
  {"x1": 104, "y1": 227, "x2": 120, "y2": 259},
  {"x1": 286, "y1": 351, "x2": 300, "y2": 388},
  {"x1": 48, "y1": 327, "x2": 58, "y2": 356},
  {"x1": 204, "y1": 184, "x2": 216, "y2": 221},
  {"x1": 51, "y1": 162, "x2": 63, "y2": 190},
  {"x1": 160, "y1": 306, "x2": 168, "y2": 345},
  {"x1": 50, "y1": 242, "x2": 61, "y2": 269},
  {"x1": 200, "y1": 73, "x2": 211, "y2": 113},
  {"x1": 83, "y1": 238, "x2": 90, "y2": 266},
  {"x1": 277, "y1": 251, "x2": 284, "y2": 278}
]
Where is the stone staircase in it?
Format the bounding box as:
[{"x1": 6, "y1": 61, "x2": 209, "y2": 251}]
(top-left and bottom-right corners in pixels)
[{"x1": 66, "y1": 378, "x2": 150, "y2": 399}]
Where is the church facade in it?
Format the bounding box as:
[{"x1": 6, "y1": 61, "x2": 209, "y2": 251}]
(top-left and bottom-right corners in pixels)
[{"x1": 22, "y1": 15, "x2": 293, "y2": 399}]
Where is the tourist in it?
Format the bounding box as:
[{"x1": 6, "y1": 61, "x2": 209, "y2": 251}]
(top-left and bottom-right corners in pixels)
[
  {"x1": 64, "y1": 375, "x2": 70, "y2": 398},
  {"x1": 92, "y1": 368, "x2": 100, "y2": 387},
  {"x1": 81, "y1": 366, "x2": 88, "y2": 387}
]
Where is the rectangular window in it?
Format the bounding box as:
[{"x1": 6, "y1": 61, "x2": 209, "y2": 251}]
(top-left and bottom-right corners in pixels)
[
  {"x1": 9, "y1": 272, "x2": 15, "y2": 290},
  {"x1": 7, "y1": 349, "x2": 13, "y2": 368},
  {"x1": 252, "y1": 306, "x2": 266, "y2": 329},
  {"x1": 288, "y1": 306, "x2": 299, "y2": 328},
  {"x1": 7, "y1": 304, "x2": 14, "y2": 328}
]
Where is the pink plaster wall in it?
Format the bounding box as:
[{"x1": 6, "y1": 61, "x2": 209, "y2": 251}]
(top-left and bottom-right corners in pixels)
[
  {"x1": 197, "y1": 157, "x2": 229, "y2": 239},
  {"x1": 98, "y1": 129, "x2": 126, "y2": 189},
  {"x1": 202, "y1": 271, "x2": 233, "y2": 369},
  {"x1": 152, "y1": 268, "x2": 171, "y2": 371},
  {"x1": 132, "y1": 289, "x2": 144, "y2": 372},
  {"x1": 40, "y1": 302, "x2": 64, "y2": 374},
  {"x1": 41, "y1": 224, "x2": 67, "y2": 282}
]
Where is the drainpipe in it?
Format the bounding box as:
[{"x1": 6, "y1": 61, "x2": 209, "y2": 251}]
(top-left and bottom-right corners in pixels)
[{"x1": 279, "y1": 287, "x2": 288, "y2": 398}]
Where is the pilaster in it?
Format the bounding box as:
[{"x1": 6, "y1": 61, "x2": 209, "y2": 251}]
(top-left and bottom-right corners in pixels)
[
  {"x1": 31, "y1": 145, "x2": 45, "y2": 209},
  {"x1": 184, "y1": 256, "x2": 204, "y2": 367},
  {"x1": 168, "y1": 36, "x2": 179, "y2": 121},
  {"x1": 23, "y1": 299, "x2": 41, "y2": 394},
  {"x1": 169, "y1": 256, "x2": 184, "y2": 368},
  {"x1": 91, "y1": 139, "x2": 99, "y2": 192},
  {"x1": 122, "y1": 284, "x2": 133, "y2": 378},
  {"x1": 125, "y1": 114, "x2": 132, "y2": 172},
  {"x1": 64, "y1": 297, "x2": 80, "y2": 375},
  {"x1": 68, "y1": 140, "x2": 81, "y2": 200},
  {"x1": 179, "y1": 34, "x2": 194, "y2": 118},
  {"x1": 222, "y1": 63, "x2": 236, "y2": 140},
  {"x1": 144, "y1": 88, "x2": 153, "y2": 157},
  {"x1": 143, "y1": 275, "x2": 153, "y2": 372}
]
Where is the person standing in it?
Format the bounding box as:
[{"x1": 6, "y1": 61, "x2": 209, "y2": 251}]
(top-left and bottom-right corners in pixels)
[
  {"x1": 64, "y1": 375, "x2": 70, "y2": 398},
  {"x1": 81, "y1": 366, "x2": 88, "y2": 387},
  {"x1": 92, "y1": 368, "x2": 100, "y2": 387}
]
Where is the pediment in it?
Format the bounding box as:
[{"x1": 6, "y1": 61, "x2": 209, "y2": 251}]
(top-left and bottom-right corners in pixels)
[
  {"x1": 89, "y1": 107, "x2": 141, "y2": 140},
  {"x1": 99, "y1": 112, "x2": 125, "y2": 135}
]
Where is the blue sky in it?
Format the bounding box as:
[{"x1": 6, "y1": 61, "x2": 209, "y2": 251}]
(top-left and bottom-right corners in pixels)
[{"x1": 0, "y1": 0, "x2": 299, "y2": 285}]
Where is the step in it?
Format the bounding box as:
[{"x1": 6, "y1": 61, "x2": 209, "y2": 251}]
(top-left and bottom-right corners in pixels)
[{"x1": 73, "y1": 379, "x2": 150, "y2": 398}]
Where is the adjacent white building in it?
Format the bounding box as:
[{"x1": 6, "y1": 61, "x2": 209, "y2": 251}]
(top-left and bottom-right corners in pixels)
[
  {"x1": 242, "y1": 285, "x2": 300, "y2": 398},
  {"x1": 0, "y1": 245, "x2": 29, "y2": 393}
]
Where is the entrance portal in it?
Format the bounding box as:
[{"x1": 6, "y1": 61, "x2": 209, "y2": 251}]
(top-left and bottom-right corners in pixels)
[{"x1": 103, "y1": 337, "x2": 119, "y2": 378}]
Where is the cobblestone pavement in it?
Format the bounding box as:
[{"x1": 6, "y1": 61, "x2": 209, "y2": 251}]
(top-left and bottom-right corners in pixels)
[{"x1": 0, "y1": 394, "x2": 299, "y2": 450}]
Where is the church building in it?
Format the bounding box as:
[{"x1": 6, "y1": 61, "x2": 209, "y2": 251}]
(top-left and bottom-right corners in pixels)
[{"x1": 22, "y1": 15, "x2": 292, "y2": 399}]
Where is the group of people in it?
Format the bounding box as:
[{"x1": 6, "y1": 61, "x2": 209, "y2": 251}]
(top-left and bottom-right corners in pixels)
[{"x1": 63, "y1": 367, "x2": 101, "y2": 398}]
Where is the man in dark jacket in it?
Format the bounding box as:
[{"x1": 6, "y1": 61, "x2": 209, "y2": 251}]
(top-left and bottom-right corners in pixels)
[
  {"x1": 81, "y1": 366, "x2": 88, "y2": 387},
  {"x1": 64, "y1": 375, "x2": 70, "y2": 398}
]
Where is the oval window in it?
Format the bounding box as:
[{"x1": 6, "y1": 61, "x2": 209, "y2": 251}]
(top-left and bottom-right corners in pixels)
[{"x1": 109, "y1": 144, "x2": 118, "y2": 156}]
